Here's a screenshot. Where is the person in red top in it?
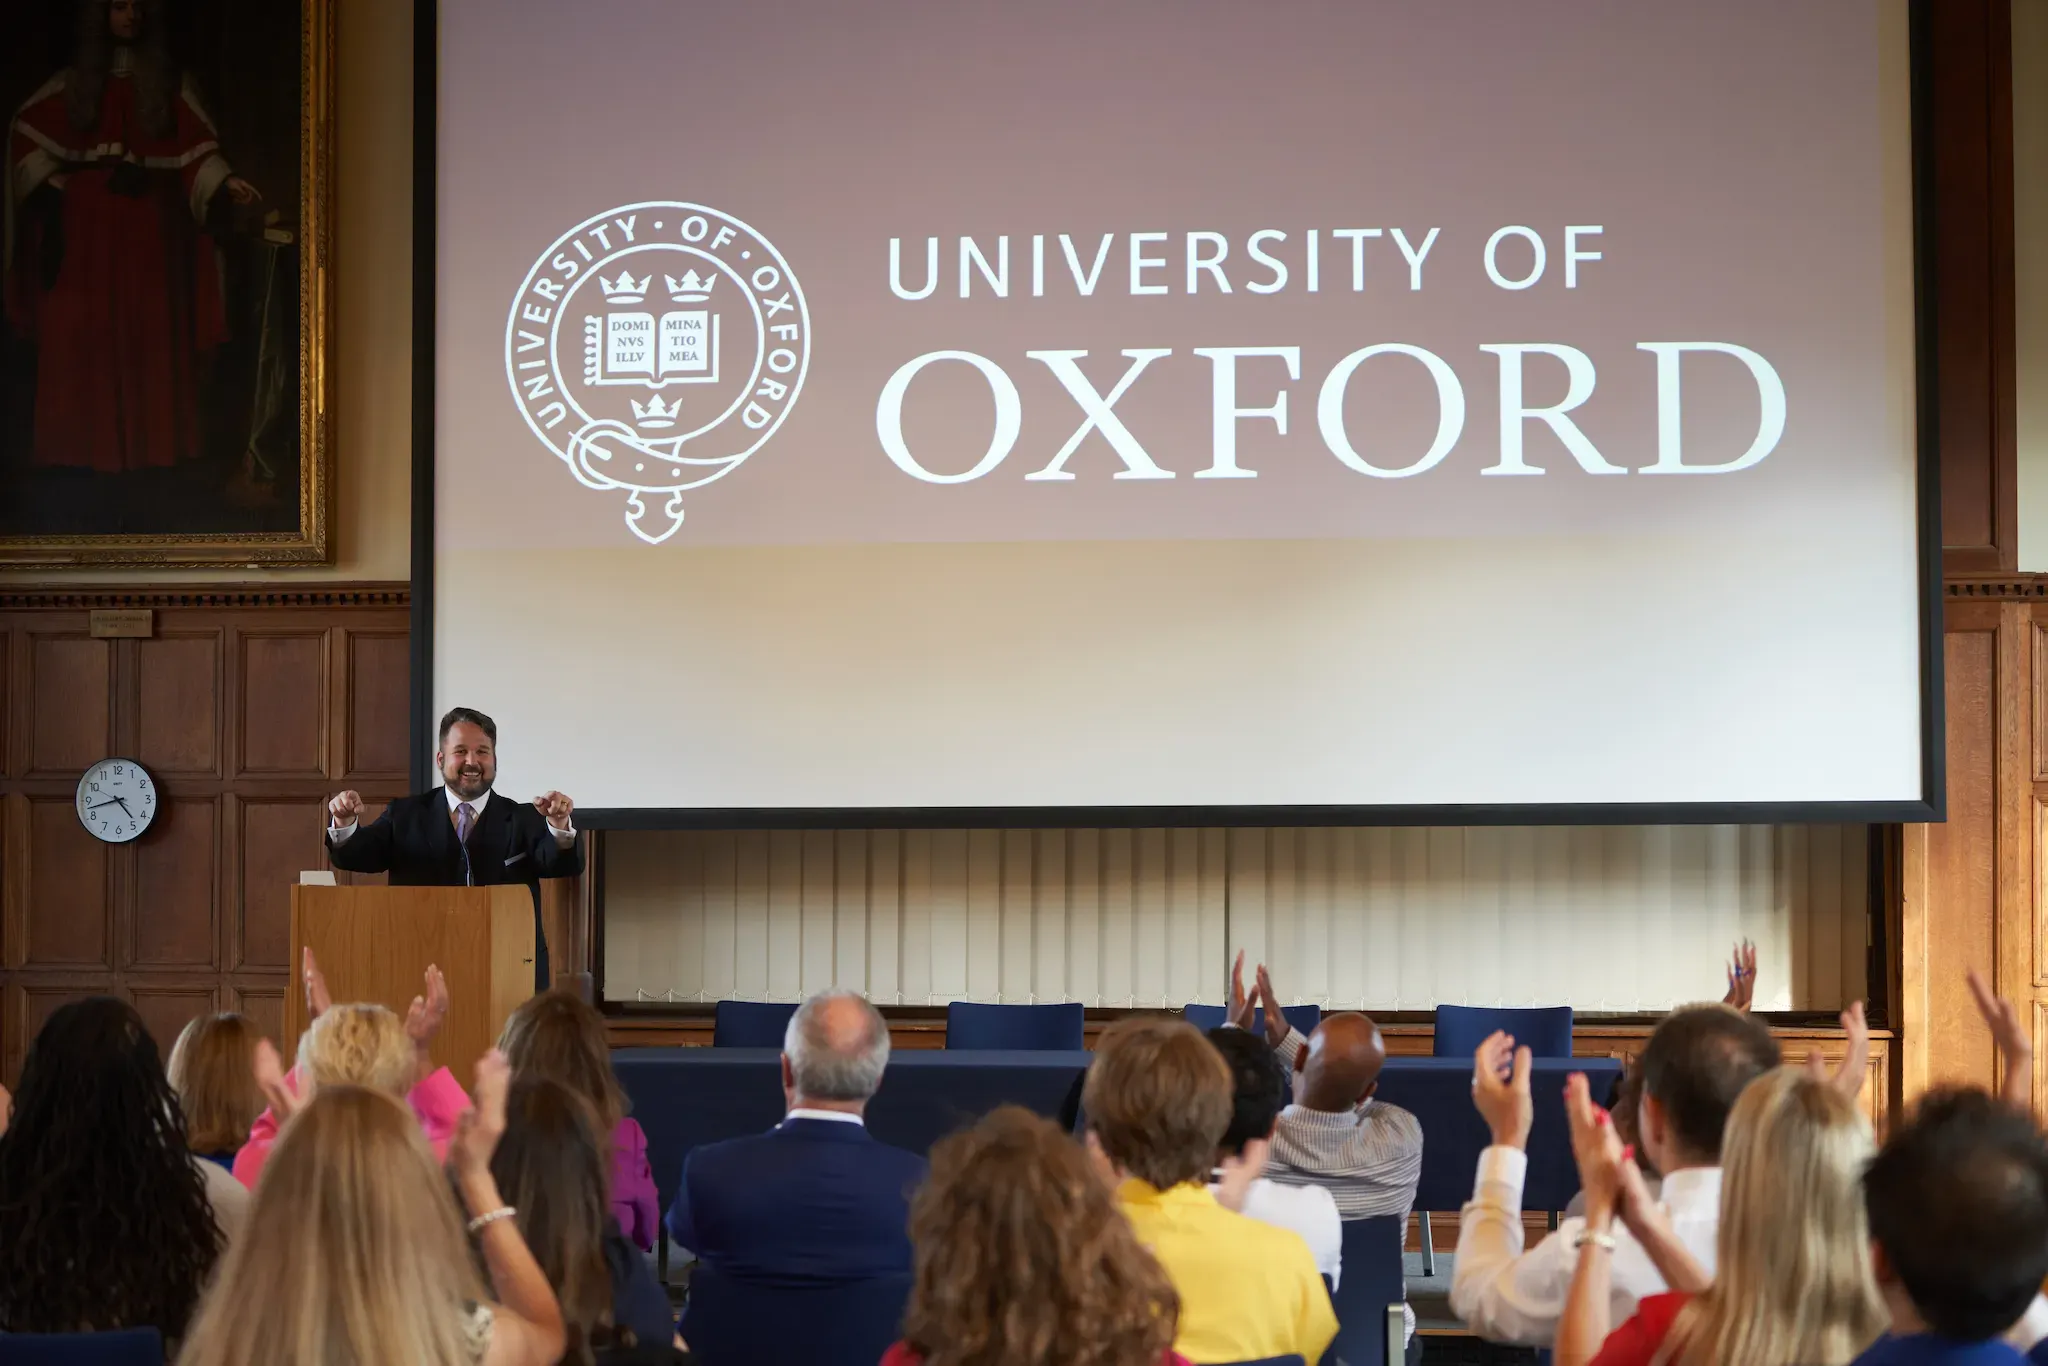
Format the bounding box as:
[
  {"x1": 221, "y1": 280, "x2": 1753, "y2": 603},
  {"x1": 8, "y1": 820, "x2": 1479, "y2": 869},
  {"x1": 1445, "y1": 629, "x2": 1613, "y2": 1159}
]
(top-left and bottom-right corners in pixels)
[
  {"x1": 5, "y1": 0, "x2": 260, "y2": 474},
  {"x1": 1553, "y1": 1061, "x2": 1885, "y2": 1366},
  {"x1": 882, "y1": 1106, "x2": 1190, "y2": 1366}
]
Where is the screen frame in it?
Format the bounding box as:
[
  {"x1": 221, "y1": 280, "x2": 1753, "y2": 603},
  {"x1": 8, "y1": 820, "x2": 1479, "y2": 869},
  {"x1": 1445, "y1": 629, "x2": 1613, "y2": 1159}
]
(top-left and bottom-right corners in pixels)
[{"x1": 410, "y1": 0, "x2": 1947, "y2": 830}]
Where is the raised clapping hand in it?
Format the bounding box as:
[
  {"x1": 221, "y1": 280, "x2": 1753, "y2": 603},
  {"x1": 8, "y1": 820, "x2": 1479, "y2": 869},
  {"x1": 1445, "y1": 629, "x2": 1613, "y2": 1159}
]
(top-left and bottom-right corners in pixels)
[
  {"x1": 302, "y1": 945, "x2": 333, "y2": 1019},
  {"x1": 253, "y1": 1037, "x2": 302, "y2": 1122},
  {"x1": 326, "y1": 789, "x2": 363, "y2": 829},
  {"x1": 1804, "y1": 1000, "x2": 1870, "y2": 1100},
  {"x1": 1721, "y1": 939, "x2": 1757, "y2": 1012},
  {"x1": 1226, "y1": 950, "x2": 1255, "y2": 1031},
  {"x1": 1562, "y1": 1072, "x2": 1631, "y2": 1225},
  {"x1": 1473, "y1": 1030, "x2": 1534, "y2": 1151},
  {"x1": 406, "y1": 963, "x2": 450, "y2": 1051},
  {"x1": 1967, "y1": 967, "x2": 2033, "y2": 1109},
  {"x1": 449, "y1": 1049, "x2": 512, "y2": 1179},
  {"x1": 532, "y1": 790, "x2": 574, "y2": 831},
  {"x1": 1254, "y1": 964, "x2": 1290, "y2": 1050}
]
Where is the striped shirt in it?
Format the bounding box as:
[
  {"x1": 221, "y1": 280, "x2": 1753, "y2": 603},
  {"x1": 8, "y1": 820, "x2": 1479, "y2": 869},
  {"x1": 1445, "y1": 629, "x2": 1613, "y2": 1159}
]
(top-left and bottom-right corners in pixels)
[{"x1": 1264, "y1": 1028, "x2": 1425, "y2": 1221}]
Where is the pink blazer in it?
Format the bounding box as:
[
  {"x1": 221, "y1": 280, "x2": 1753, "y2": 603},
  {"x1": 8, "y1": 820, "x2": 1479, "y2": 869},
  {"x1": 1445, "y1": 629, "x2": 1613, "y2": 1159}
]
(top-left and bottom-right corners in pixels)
[
  {"x1": 233, "y1": 1064, "x2": 472, "y2": 1189},
  {"x1": 611, "y1": 1116, "x2": 660, "y2": 1251}
]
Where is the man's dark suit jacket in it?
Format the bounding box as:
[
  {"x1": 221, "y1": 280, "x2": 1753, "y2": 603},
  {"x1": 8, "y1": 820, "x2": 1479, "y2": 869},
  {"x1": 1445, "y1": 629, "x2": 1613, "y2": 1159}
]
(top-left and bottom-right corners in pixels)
[
  {"x1": 664, "y1": 1118, "x2": 927, "y2": 1286},
  {"x1": 324, "y1": 788, "x2": 582, "y2": 990}
]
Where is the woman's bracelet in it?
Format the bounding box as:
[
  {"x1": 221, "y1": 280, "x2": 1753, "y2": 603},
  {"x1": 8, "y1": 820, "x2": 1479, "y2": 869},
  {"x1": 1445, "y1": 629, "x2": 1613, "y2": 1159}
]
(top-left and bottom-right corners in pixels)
[
  {"x1": 1572, "y1": 1228, "x2": 1618, "y2": 1253},
  {"x1": 467, "y1": 1206, "x2": 517, "y2": 1235}
]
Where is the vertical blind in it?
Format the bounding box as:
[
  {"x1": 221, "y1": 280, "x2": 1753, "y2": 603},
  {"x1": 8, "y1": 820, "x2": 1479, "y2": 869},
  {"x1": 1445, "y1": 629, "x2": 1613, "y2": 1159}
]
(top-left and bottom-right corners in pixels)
[{"x1": 602, "y1": 825, "x2": 1870, "y2": 1012}]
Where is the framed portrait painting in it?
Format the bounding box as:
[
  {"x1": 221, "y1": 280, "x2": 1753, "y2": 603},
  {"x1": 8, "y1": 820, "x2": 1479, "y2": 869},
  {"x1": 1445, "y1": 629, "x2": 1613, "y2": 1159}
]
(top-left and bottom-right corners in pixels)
[{"x1": 0, "y1": 0, "x2": 331, "y2": 566}]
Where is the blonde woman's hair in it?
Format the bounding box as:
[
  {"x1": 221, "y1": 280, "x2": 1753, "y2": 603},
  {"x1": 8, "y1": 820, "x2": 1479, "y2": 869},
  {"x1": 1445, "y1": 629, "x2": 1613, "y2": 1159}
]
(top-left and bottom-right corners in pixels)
[
  {"x1": 174, "y1": 1086, "x2": 487, "y2": 1366},
  {"x1": 297, "y1": 1004, "x2": 414, "y2": 1096},
  {"x1": 167, "y1": 1013, "x2": 264, "y2": 1154},
  {"x1": 1660, "y1": 1068, "x2": 1887, "y2": 1366}
]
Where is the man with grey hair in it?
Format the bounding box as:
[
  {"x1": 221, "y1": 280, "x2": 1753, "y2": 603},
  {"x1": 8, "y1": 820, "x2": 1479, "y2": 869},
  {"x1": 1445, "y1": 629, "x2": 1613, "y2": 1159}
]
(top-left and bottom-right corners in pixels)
[{"x1": 665, "y1": 989, "x2": 926, "y2": 1294}]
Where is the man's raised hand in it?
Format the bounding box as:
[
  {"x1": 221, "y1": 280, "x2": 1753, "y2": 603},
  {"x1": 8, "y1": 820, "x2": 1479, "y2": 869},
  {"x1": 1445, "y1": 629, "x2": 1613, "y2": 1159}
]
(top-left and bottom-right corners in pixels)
[
  {"x1": 1967, "y1": 967, "x2": 2033, "y2": 1108},
  {"x1": 532, "y1": 791, "x2": 574, "y2": 831},
  {"x1": 326, "y1": 790, "x2": 363, "y2": 828},
  {"x1": 1473, "y1": 1030, "x2": 1534, "y2": 1151},
  {"x1": 1254, "y1": 965, "x2": 1290, "y2": 1050},
  {"x1": 1226, "y1": 949, "x2": 1254, "y2": 1031}
]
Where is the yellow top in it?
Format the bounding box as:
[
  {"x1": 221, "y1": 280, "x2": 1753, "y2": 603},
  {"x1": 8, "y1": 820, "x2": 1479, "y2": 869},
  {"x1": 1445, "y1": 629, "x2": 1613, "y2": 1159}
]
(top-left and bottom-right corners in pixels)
[{"x1": 1115, "y1": 1178, "x2": 1339, "y2": 1365}]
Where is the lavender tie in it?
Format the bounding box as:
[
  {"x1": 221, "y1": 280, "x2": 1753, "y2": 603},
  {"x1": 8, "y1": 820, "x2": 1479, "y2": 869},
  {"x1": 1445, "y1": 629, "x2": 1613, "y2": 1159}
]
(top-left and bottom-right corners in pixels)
[{"x1": 455, "y1": 801, "x2": 474, "y2": 844}]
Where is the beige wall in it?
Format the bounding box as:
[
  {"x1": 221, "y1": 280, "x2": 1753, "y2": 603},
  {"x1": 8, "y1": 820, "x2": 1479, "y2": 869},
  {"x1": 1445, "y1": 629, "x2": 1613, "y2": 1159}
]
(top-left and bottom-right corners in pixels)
[
  {"x1": 0, "y1": 0, "x2": 414, "y2": 585},
  {"x1": 2018, "y1": 0, "x2": 2048, "y2": 569}
]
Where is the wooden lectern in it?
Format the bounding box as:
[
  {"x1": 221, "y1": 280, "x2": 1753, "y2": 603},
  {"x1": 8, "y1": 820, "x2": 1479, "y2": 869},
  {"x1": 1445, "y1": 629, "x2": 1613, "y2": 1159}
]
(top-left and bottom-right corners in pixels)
[{"x1": 287, "y1": 885, "x2": 536, "y2": 1074}]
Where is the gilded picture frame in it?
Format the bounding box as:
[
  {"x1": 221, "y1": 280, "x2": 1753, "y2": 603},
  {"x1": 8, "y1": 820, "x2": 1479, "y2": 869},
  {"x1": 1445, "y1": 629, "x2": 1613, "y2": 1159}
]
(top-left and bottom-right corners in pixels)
[{"x1": 0, "y1": 0, "x2": 332, "y2": 566}]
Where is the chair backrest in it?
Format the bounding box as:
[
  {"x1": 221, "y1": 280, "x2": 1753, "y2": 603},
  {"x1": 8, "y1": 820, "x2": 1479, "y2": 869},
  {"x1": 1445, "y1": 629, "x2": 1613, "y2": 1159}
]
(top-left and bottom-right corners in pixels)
[
  {"x1": 0, "y1": 1329, "x2": 165, "y2": 1366},
  {"x1": 1432, "y1": 1004, "x2": 1575, "y2": 1059},
  {"x1": 944, "y1": 1000, "x2": 1085, "y2": 1051},
  {"x1": 712, "y1": 999, "x2": 799, "y2": 1049},
  {"x1": 1183, "y1": 1002, "x2": 1324, "y2": 1041},
  {"x1": 1212, "y1": 1358, "x2": 1307, "y2": 1366},
  {"x1": 681, "y1": 1264, "x2": 909, "y2": 1366},
  {"x1": 1322, "y1": 1215, "x2": 1406, "y2": 1366}
]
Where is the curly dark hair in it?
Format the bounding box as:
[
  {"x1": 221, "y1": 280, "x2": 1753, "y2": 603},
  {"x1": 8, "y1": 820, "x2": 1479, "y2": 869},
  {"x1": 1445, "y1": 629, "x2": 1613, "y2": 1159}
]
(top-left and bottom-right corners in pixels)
[
  {"x1": 902, "y1": 1106, "x2": 1179, "y2": 1366},
  {"x1": 0, "y1": 996, "x2": 223, "y2": 1334}
]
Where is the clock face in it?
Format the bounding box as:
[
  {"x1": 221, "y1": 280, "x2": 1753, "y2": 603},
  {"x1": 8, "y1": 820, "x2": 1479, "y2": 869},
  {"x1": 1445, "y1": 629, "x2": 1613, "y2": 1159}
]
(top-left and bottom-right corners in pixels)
[{"x1": 76, "y1": 759, "x2": 158, "y2": 844}]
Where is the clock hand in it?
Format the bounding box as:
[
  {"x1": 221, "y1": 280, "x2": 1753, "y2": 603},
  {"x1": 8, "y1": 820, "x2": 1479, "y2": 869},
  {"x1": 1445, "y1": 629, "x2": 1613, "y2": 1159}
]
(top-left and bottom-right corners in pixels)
[
  {"x1": 110, "y1": 796, "x2": 135, "y2": 815},
  {"x1": 88, "y1": 798, "x2": 125, "y2": 811}
]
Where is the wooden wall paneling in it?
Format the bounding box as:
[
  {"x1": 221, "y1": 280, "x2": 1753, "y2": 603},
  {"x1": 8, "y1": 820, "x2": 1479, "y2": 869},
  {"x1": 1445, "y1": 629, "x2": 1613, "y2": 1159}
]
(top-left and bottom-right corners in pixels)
[
  {"x1": 26, "y1": 633, "x2": 109, "y2": 778},
  {"x1": 340, "y1": 629, "x2": 410, "y2": 781},
  {"x1": 137, "y1": 633, "x2": 224, "y2": 778},
  {"x1": 0, "y1": 626, "x2": 11, "y2": 777},
  {"x1": 235, "y1": 797, "x2": 331, "y2": 971},
  {"x1": 131, "y1": 795, "x2": 220, "y2": 969},
  {"x1": 232, "y1": 984, "x2": 286, "y2": 1048},
  {"x1": 127, "y1": 981, "x2": 222, "y2": 1055},
  {"x1": 23, "y1": 796, "x2": 111, "y2": 969},
  {"x1": 1932, "y1": 0, "x2": 2018, "y2": 572},
  {"x1": 236, "y1": 629, "x2": 329, "y2": 778}
]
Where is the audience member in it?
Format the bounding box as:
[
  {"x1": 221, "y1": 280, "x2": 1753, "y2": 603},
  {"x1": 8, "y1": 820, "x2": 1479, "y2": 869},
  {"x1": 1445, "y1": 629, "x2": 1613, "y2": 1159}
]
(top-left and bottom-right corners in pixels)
[
  {"x1": 0, "y1": 997, "x2": 234, "y2": 1337},
  {"x1": 1204, "y1": 1023, "x2": 1342, "y2": 1288},
  {"x1": 177, "y1": 1057, "x2": 567, "y2": 1366},
  {"x1": 499, "y1": 989, "x2": 660, "y2": 1252},
  {"x1": 1084, "y1": 1015, "x2": 1337, "y2": 1366},
  {"x1": 234, "y1": 950, "x2": 466, "y2": 1188},
  {"x1": 885, "y1": 1106, "x2": 1189, "y2": 1366},
  {"x1": 1848, "y1": 1087, "x2": 2048, "y2": 1366},
  {"x1": 665, "y1": 989, "x2": 925, "y2": 1286},
  {"x1": 1239, "y1": 961, "x2": 1420, "y2": 1349},
  {"x1": 1554, "y1": 1066, "x2": 1885, "y2": 1366},
  {"x1": 1452, "y1": 1000, "x2": 1802, "y2": 1344},
  {"x1": 168, "y1": 1012, "x2": 265, "y2": 1169},
  {"x1": 491, "y1": 1075, "x2": 678, "y2": 1357}
]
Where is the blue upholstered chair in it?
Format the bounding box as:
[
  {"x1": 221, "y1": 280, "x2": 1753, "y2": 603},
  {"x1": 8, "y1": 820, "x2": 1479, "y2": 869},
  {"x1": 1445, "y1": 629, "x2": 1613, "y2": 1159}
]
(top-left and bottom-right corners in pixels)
[
  {"x1": 0, "y1": 1329, "x2": 164, "y2": 1365},
  {"x1": 1320, "y1": 1215, "x2": 1407, "y2": 1366},
  {"x1": 1420, "y1": 1002, "x2": 1576, "y2": 1271},
  {"x1": 1431, "y1": 1004, "x2": 1575, "y2": 1061},
  {"x1": 944, "y1": 1000, "x2": 1085, "y2": 1051},
  {"x1": 680, "y1": 1264, "x2": 908, "y2": 1366},
  {"x1": 711, "y1": 999, "x2": 798, "y2": 1048},
  {"x1": 1183, "y1": 1001, "x2": 1324, "y2": 1041}
]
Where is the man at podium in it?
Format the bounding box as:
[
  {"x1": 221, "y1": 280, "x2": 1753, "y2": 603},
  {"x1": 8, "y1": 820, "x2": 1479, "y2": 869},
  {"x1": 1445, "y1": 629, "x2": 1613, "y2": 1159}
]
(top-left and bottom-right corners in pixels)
[{"x1": 324, "y1": 706, "x2": 581, "y2": 992}]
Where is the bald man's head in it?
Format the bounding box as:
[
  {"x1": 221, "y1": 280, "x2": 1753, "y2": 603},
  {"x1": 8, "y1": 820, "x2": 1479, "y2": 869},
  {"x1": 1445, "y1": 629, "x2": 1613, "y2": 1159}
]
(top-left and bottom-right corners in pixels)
[{"x1": 1296, "y1": 1012, "x2": 1387, "y2": 1112}]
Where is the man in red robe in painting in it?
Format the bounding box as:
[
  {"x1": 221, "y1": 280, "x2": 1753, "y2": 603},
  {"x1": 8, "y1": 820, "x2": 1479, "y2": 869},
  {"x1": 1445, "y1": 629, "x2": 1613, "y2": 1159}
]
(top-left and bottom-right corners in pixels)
[{"x1": 5, "y1": 0, "x2": 259, "y2": 474}]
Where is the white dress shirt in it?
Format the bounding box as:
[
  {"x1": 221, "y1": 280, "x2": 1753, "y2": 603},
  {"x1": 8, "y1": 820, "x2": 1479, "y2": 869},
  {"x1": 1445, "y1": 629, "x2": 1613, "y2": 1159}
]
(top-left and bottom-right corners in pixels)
[
  {"x1": 328, "y1": 786, "x2": 576, "y2": 844},
  {"x1": 1449, "y1": 1147, "x2": 1722, "y2": 1347},
  {"x1": 784, "y1": 1107, "x2": 866, "y2": 1126}
]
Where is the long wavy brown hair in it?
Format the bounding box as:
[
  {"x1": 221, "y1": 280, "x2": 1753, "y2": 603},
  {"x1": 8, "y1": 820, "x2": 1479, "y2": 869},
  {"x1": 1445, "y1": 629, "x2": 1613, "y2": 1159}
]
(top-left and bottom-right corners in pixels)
[
  {"x1": 901, "y1": 1106, "x2": 1178, "y2": 1366},
  {"x1": 497, "y1": 990, "x2": 628, "y2": 1134}
]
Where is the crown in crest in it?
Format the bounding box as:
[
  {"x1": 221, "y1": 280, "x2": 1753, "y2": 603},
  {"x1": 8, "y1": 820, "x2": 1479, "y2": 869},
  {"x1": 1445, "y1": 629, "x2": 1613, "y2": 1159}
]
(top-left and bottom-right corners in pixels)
[
  {"x1": 599, "y1": 272, "x2": 651, "y2": 304},
  {"x1": 631, "y1": 393, "x2": 681, "y2": 429},
  {"x1": 666, "y1": 270, "x2": 717, "y2": 303}
]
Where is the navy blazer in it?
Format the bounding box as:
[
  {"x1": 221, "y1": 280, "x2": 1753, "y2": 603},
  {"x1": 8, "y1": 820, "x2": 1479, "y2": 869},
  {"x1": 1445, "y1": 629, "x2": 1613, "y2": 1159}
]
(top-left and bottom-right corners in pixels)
[
  {"x1": 665, "y1": 1118, "x2": 927, "y2": 1286},
  {"x1": 325, "y1": 788, "x2": 582, "y2": 989}
]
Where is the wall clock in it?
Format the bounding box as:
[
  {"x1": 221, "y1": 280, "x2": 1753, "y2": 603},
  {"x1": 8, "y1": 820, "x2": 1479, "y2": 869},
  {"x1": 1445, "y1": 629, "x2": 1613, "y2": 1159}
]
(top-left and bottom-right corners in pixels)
[{"x1": 76, "y1": 758, "x2": 158, "y2": 844}]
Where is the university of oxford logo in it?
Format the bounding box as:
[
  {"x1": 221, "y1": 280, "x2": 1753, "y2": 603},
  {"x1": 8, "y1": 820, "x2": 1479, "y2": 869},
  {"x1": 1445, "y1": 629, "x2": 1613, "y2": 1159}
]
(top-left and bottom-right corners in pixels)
[{"x1": 503, "y1": 202, "x2": 811, "y2": 544}]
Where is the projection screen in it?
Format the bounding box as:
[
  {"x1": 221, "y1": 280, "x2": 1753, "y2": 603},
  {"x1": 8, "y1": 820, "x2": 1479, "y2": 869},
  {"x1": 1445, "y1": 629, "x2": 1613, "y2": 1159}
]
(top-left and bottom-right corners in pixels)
[{"x1": 427, "y1": 0, "x2": 1935, "y2": 819}]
